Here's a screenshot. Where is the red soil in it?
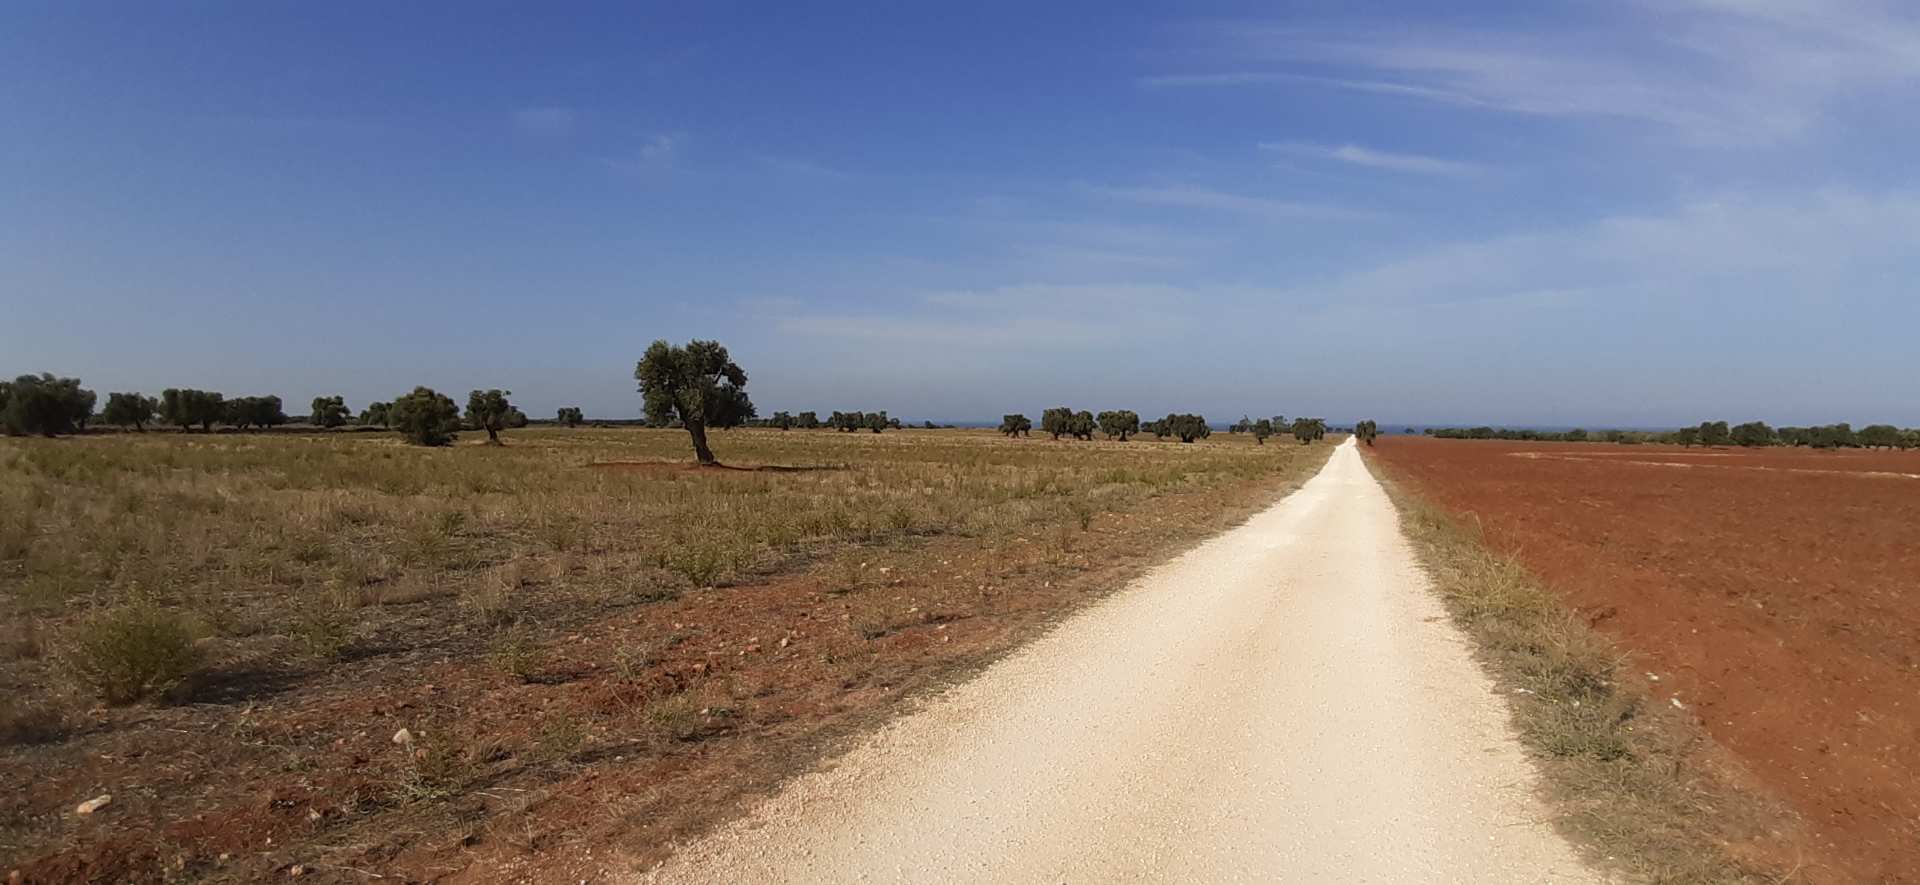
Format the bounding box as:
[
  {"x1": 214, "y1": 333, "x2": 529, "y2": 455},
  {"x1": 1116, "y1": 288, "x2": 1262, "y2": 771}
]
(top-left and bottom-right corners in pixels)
[{"x1": 1370, "y1": 438, "x2": 1920, "y2": 883}]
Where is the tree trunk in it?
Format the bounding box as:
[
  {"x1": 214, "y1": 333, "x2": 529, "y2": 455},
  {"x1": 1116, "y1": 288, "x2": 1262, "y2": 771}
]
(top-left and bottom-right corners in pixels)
[
  {"x1": 485, "y1": 424, "x2": 500, "y2": 445},
  {"x1": 687, "y1": 420, "x2": 717, "y2": 464}
]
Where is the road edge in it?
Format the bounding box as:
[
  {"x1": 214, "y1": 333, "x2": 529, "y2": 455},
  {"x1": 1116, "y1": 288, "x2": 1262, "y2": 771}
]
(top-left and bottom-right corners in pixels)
[{"x1": 1360, "y1": 451, "x2": 1799, "y2": 884}]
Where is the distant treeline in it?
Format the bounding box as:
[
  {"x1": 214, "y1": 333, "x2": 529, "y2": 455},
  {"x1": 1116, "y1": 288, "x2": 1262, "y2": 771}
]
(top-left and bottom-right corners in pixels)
[{"x1": 1426, "y1": 421, "x2": 1920, "y2": 449}]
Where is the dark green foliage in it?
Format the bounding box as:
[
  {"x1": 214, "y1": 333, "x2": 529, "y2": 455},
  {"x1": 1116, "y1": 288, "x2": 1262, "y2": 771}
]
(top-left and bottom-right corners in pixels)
[
  {"x1": 796, "y1": 410, "x2": 820, "y2": 429},
  {"x1": 636, "y1": 338, "x2": 748, "y2": 464},
  {"x1": 829, "y1": 410, "x2": 864, "y2": 432},
  {"x1": 1354, "y1": 419, "x2": 1379, "y2": 446},
  {"x1": 225, "y1": 395, "x2": 287, "y2": 430},
  {"x1": 1040, "y1": 406, "x2": 1074, "y2": 440},
  {"x1": 102, "y1": 392, "x2": 159, "y2": 431},
  {"x1": 1096, "y1": 410, "x2": 1139, "y2": 441},
  {"x1": 1729, "y1": 421, "x2": 1775, "y2": 447},
  {"x1": 1230, "y1": 416, "x2": 1253, "y2": 434},
  {"x1": 1563, "y1": 428, "x2": 1587, "y2": 442},
  {"x1": 160, "y1": 388, "x2": 225, "y2": 432},
  {"x1": 506, "y1": 407, "x2": 529, "y2": 428},
  {"x1": 361, "y1": 401, "x2": 392, "y2": 428},
  {"x1": 1162, "y1": 413, "x2": 1209, "y2": 443},
  {"x1": 708, "y1": 385, "x2": 757, "y2": 429},
  {"x1": 465, "y1": 389, "x2": 514, "y2": 444},
  {"x1": 556, "y1": 406, "x2": 584, "y2": 427},
  {"x1": 999, "y1": 413, "x2": 1032, "y2": 437},
  {"x1": 1144, "y1": 417, "x2": 1170, "y2": 439},
  {"x1": 309, "y1": 395, "x2": 350, "y2": 429},
  {"x1": 1068, "y1": 410, "x2": 1094, "y2": 440},
  {"x1": 1695, "y1": 420, "x2": 1731, "y2": 447},
  {"x1": 390, "y1": 386, "x2": 462, "y2": 446},
  {"x1": 2, "y1": 373, "x2": 95, "y2": 436},
  {"x1": 769, "y1": 410, "x2": 793, "y2": 430},
  {"x1": 1674, "y1": 427, "x2": 1700, "y2": 447},
  {"x1": 1857, "y1": 424, "x2": 1902, "y2": 449},
  {"x1": 864, "y1": 410, "x2": 889, "y2": 433},
  {"x1": 1290, "y1": 417, "x2": 1326, "y2": 443}
]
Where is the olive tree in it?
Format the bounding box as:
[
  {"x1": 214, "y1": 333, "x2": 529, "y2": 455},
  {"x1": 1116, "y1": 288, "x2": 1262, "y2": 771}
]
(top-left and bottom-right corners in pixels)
[
  {"x1": 556, "y1": 406, "x2": 584, "y2": 427},
  {"x1": 1163, "y1": 413, "x2": 1210, "y2": 443},
  {"x1": 864, "y1": 410, "x2": 889, "y2": 433},
  {"x1": 102, "y1": 392, "x2": 159, "y2": 431},
  {"x1": 1251, "y1": 418, "x2": 1273, "y2": 444},
  {"x1": 466, "y1": 389, "x2": 514, "y2": 444},
  {"x1": 309, "y1": 395, "x2": 350, "y2": 428},
  {"x1": 1858, "y1": 424, "x2": 1902, "y2": 449},
  {"x1": 361, "y1": 401, "x2": 392, "y2": 428},
  {"x1": 389, "y1": 386, "x2": 461, "y2": 446},
  {"x1": 1069, "y1": 410, "x2": 1095, "y2": 441},
  {"x1": 1096, "y1": 410, "x2": 1139, "y2": 441},
  {"x1": 635, "y1": 338, "x2": 748, "y2": 465},
  {"x1": 1041, "y1": 406, "x2": 1074, "y2": 440},
  {"x1": 1, "y1": 373, "x2": 95, "y2": 436},
  {"x1": 796, "y1": 410, "x2": 820, "y2": 429},
  {"x1": 769, "y1": 410, "x2": 793, "y2": 430},
  {"x1": 1730, "y1": 421, "x2": 1775, "y2": 448},
  {"x1": 999, "y1": 413, "x2": 1032, "y2": 437},
  {"x1": 160, "y1": 388, "x2": 225, "y2": 432},
  {"x1": 226, "y1": 395, "x2": 287, "y2": 430},
  {"x1": 707, "y1": 385, "x2": 757, "y2": 430}
]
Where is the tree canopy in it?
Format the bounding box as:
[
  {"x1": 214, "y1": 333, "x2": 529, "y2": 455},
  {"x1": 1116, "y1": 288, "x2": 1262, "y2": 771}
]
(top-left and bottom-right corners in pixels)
[
  {"x1": 636, "y1": 338, "x2": 748, "y2": 464},
  {"x1": 465, "y1": 389, "x2": 514, "y2": 444},
  {"x1": 1, "y1": 373, "x2": 95, "y2": 437},
  {"x1": 390, "y1": 387, "x2": 461, "y2": 446}
]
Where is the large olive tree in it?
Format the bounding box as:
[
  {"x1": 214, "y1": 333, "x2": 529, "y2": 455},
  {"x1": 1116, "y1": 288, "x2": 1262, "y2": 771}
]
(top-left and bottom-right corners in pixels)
[
  {"x1": 390, "y1": 387, "x2": 461, "y2": 446},
  {"x1": 465, "y1": 389, "x2": 514, "y2": 445},
  {"x1": 635, "y1": 339, "x2": 747, "y2": 465}
]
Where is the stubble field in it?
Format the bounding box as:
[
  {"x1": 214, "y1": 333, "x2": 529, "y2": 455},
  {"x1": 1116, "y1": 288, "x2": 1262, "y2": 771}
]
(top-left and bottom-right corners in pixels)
[
  {"x1": 1369, "y1": 437, "x2": 1920, "y2": 883},
  {"x1": 0, "y1": 426, "x2": 1331, "y2": 883}
]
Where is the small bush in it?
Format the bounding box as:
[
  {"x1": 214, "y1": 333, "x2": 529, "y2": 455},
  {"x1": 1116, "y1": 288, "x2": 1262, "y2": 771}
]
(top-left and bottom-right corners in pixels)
[
  {"x1": 61, "y1": 604, "x2": 202, "y2": 704},
  {"x1": 488, "y1": 625, "x2": 545, "y2": 682}
]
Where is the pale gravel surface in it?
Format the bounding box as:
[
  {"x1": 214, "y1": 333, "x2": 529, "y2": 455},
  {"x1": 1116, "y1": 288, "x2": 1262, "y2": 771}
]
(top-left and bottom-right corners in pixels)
[{"x1": 639, "y1": 438, "x2": 1604, "y2": 884}]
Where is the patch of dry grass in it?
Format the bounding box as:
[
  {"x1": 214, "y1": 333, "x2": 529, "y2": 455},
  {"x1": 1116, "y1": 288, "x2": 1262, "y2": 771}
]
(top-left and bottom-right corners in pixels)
[
  {"x1": 1, "y1": 427, "x2": 1309, "y2": 709},
  {"x1": 1380, "y1": 476, "x2": 1787, "y2": 884}
]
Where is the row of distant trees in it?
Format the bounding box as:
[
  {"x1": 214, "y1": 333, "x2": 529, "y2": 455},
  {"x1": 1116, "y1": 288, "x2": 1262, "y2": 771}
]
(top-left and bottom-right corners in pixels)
[
  {"x1": 1426, "y1": 420, "x2": 1920, "y2": 449},
  {"x1": 984, "y1": 410, "x2": 1332, "y2": 445},
  {"x1": 0, "y1": 372, "x2": 607, "y2": 448}
]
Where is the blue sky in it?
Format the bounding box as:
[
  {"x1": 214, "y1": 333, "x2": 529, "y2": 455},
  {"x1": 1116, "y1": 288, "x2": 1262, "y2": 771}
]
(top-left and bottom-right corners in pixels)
[{"x1": 5, "y1": 1, "x2": 1918, "y2": 426}]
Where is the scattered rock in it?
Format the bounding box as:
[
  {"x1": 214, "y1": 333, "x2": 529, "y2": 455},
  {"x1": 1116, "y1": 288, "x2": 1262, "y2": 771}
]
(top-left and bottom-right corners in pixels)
[
  {"x1": 76, "y1": 795, "x2": 112, "y2": 815},
  {"x1": 778, "y1": 636, "x2": 791, "y2": 648},
  {"x1": 288, "y1": 863, "x2": 306, "y2": 877},
  {"x1": 392, "y1": 728, "x2": 413, "y2": 746}
]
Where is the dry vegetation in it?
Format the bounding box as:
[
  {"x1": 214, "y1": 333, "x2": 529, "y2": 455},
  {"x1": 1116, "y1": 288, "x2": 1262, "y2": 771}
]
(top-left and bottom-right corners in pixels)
[
  {"x1": 1371, "y1": 468, "x2": 1797, "y2": 884},
  {"x1": 1, "y1": 426, "x2": 1330, "y2": 882}
]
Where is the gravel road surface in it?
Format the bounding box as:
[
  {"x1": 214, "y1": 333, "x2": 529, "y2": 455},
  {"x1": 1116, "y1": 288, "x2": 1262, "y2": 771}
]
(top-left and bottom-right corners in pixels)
[{"x1": 641, "y1": 438, "x2": 1601, "y2": 883}]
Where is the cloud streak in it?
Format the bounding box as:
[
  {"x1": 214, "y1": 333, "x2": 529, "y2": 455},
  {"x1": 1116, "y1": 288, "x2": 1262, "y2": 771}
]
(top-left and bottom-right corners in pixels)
[
  {"x1": 1261, "y1": 142, "x2": 1482, "y2": 177},
  {"x1": 1146, "y1": 1, "x2": 1920, "y2": 144}
]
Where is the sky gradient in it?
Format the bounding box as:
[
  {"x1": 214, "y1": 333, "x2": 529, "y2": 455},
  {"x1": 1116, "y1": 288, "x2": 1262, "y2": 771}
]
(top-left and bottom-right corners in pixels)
[{"x1": 5, "y1": 1, "x2": 1918, "y2": 426}]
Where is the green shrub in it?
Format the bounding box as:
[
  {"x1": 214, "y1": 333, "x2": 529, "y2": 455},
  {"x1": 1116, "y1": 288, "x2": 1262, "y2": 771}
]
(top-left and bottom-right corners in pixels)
[{"x1": 61, "y1": 604, "x2": 201, "y2": 704}]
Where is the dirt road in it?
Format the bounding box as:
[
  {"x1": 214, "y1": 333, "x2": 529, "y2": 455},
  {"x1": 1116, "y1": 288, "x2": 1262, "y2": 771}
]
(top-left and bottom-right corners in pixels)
[{"x1": 641, "y1": 439, "x2": 1601, "y2": 883}]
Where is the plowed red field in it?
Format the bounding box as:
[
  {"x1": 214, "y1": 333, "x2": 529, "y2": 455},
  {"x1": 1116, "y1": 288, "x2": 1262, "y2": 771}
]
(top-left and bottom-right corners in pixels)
[{"x1": 1369, "y1": 438, "x2": 1920, "y2": 884}]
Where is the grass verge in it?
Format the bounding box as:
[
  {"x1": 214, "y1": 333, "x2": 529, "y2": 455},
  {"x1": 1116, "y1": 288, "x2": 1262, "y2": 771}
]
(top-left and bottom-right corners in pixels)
[{"x1": 1372, "y1": 466, "x2": 1796, "y2": 884}]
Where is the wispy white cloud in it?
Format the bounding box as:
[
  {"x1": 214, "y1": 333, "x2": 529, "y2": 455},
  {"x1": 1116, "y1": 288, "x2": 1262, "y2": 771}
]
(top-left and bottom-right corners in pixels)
[
  {"x1": 1146, "y1": 1, "x2": 1920, "y2": 144},
  {"x1": 605, "y1": 132, "x2": 684, "y2": 175},
  {"x1": 1090, "y1": 184, "x2": 1375, "y2": 221},
  {"x1": 1261, "y1": 142, "x2": 1482, "y2": 177},
  {"x1": 1300, "y1": 188, "x2": 1920, "y2": 307},
  {"x1": 511, "y1": 106, "x2": 576, "y2": 137}
]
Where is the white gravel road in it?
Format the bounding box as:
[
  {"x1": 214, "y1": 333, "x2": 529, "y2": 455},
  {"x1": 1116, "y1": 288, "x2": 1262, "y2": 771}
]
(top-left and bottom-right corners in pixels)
[{"x1": 641, "y1": 438, "x2": 1602, "y2": 883}]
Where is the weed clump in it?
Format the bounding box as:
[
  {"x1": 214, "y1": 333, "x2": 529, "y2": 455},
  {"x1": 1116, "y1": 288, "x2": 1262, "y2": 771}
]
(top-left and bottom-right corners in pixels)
[{"x1": 60, "y1": 603, "x2": 201, "y2": 704}]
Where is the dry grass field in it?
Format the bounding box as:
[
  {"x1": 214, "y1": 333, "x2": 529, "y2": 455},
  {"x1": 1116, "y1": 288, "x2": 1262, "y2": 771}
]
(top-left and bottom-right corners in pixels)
[{"x1": 1, "y1": 426, "x2": 1331, "y2": 882}]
